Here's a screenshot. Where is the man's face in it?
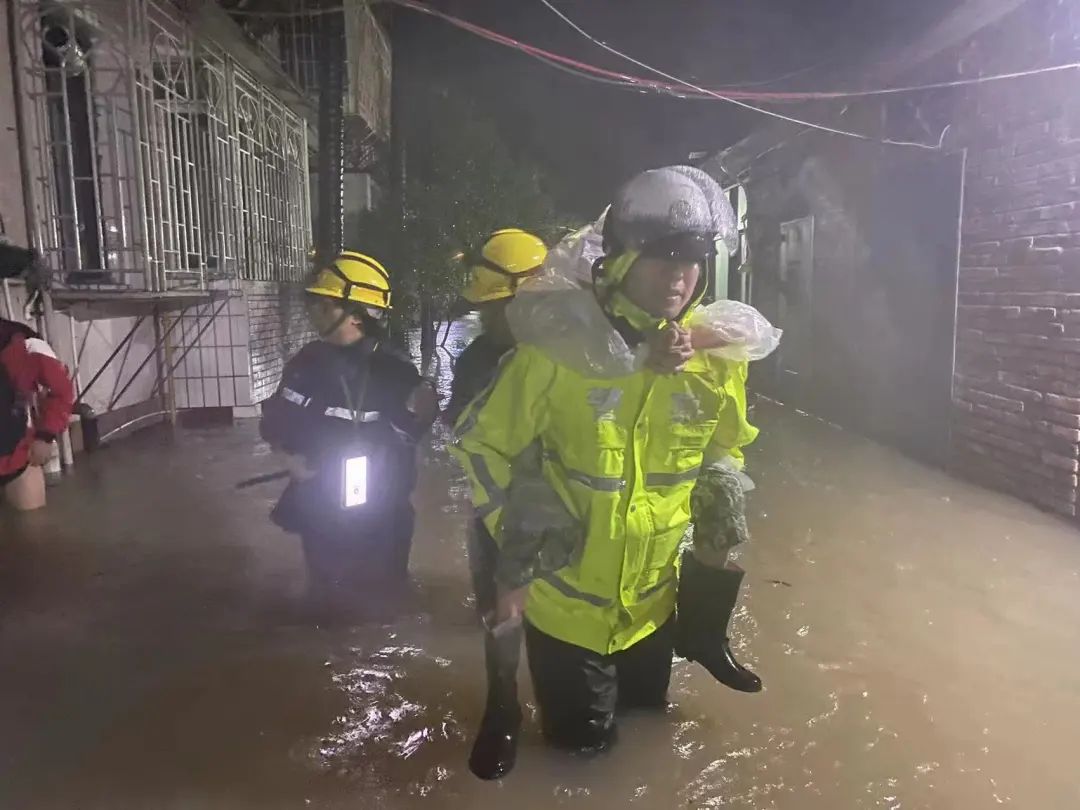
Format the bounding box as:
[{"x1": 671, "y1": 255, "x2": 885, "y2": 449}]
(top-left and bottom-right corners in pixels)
[
  {"x1": 307, "y1": 295, "x2": 354, "y2": 342},
  {"x1": 622, "y1": 256, "x2": 702, "y2": 320}
]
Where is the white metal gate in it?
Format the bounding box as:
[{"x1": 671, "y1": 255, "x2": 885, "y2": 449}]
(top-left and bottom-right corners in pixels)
[{"x1": 16, "y1": 0, "x2": 312, "y2": 292}]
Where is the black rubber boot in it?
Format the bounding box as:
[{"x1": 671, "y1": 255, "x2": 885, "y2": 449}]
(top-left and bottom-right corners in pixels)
[
  {"x1": 469, "y1": 622, "x2": 524, "y2": 780},
  {"x1": 676, "y1": 551, "x2": 763, "y2": 693}
]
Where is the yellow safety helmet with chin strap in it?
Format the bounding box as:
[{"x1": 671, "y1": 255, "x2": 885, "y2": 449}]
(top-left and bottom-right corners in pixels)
[
  {"x1": 461, "y1": 229, "x2": 548, "y2": 305},
  {"x1": 306, "y1": 251, "x2": 393, "y2": 311}
]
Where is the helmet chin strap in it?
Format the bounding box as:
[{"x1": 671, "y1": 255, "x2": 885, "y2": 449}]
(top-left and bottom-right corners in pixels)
[
  {"x1": 319, "y1": 309, "x2": 351, "y2": 338},
  {"x1": 594, "y1": 252, "x2": 709, "y2": 336},
  {"x1": 315, "y1": 306, "x2": 354, "y2": 341},
  {"x1": 676, "y1": 270, "x2": 710, "y2": 325}
]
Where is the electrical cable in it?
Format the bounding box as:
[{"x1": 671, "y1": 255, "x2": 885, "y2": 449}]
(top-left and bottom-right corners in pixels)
[
  {"x1": 728, "y1": 58, "x2": 835, "y2": 89},
  {"x1": 227, "y1": 0, "x2": 1080, "y2": 111},
  {"x1": 388, "y1": 0, "x2": 690, "y2": 96},
  {"x1": 530, "y1": 51, "x2": 707, "y2": 98},
  {"x1": 400, "y1": 0, "x2": 1080, "y2": 105},
  {"x1": 536, "y1": 0, "x2": 943, "y2": 149},
  {"x1": 739, "y1": 61, "x2": 1080, "y2": 100}
]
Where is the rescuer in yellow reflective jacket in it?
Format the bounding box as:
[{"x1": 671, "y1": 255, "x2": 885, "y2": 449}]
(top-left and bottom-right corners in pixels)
[{"x1": 453, "y1": 166, "x2": 763, "y2": 753}]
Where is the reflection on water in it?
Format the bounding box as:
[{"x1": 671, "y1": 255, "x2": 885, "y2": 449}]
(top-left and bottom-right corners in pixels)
[
  {"x1": 2, "y1": 320, "x2": 1079, "y2": 808},
  {"x1": 314, "y1": 643, "x2": 461, "y2": 771}
]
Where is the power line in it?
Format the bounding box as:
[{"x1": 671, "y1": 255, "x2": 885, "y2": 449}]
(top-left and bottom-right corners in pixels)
[
  {"x1": 747, "y1": 61, "x2": 1080, "y2": 101},
  {"x1": 536, "y1": 0, "x2": 943, "y2": 150},
  {"x1": 231, "y1": 0, "x2": 1080, "y2": 112},
  {"x1": 389, "y1": 0, "x2": 693, "y2": 96},
  {"x1": 728, "y1": 58, "x2": 836, "y2": 89},
  {"x1": 231, "y1": 0, "x2": 837, "y2": 102},
  {"x1": 401, "y1": 0, "x2": 1080, "y2": 104}
]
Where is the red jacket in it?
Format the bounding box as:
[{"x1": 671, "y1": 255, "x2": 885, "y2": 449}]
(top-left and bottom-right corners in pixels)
[{"x1": 0, "y1": 319, "x2": 75, "y2": 476}]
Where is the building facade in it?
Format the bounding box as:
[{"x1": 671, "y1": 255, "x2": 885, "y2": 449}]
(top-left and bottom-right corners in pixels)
[
  {"x1": 0, "y1": 0, "x2": 389, "y2": 449},
  {"x1": 705, "y1": 0, "x2": 1080, "y2": 517}
]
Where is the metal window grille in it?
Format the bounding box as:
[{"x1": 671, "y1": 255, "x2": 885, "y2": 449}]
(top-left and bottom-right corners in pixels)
[
  {"x1": 343, "y1": 0, "x2": 390, "y2": 139},
  {"x1": 231, "y1": 0, "x2": 390, "y2": 139},
  {"x1": 17, "y1": 0, "x2": 312, "y2": 291}
]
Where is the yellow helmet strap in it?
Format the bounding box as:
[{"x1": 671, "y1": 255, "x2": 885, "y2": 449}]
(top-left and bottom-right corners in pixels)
[
  {"x1": 592, "y1": 250, "x2": 706, "y2": 335},
  {"x1": 324, "y1": 263, "x2": 391, "y2": 309},
  {"x1": 469, "y1": 255, "x2": 543, "y2": 294},
  {"x1": 313, "y1": 300, "x2": 351, "y2": 339},
  {"x1": 309, "y1": 294, "x2": 386, "y2": 340},
  {"x1": 310, "y1": 265, "x2": 383, "y2": 338}
]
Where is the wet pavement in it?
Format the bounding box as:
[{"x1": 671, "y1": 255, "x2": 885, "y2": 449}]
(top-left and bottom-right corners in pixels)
[{"x1": 3, "y1": 360, "x2": 1080, "y2": 808}]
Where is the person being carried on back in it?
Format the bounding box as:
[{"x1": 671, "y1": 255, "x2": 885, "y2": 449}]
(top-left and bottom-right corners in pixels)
[{"x1": 453, "y1": 165, "x2": 780, "y2": 757}]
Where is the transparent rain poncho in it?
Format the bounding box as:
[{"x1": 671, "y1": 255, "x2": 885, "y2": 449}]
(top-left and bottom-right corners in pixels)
[
  {"x1": 509, "y1": 216, "x2": 782, "y2": 379},
  {"x1": 686, "y1": 299, "x2": 784, "y2": 362},
  {"x1": 540, "y1": 211, "x2": 607, "y2": 289},
  {"x1": 494, "y1": 196, "x2": 779, "y2": 586}
]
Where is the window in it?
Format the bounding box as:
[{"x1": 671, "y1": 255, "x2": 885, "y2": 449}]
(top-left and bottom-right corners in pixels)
[{"x1": 22, "y1": 0, "x2": 311, "y2": 291}]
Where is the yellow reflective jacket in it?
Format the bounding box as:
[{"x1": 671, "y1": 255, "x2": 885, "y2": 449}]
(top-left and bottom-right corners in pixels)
[{"x1": 452, "y1": 344, "x2": 757, "y2": 655}]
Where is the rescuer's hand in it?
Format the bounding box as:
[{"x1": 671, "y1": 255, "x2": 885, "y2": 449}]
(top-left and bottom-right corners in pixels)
[
  {"x1": 406, "y1": 381, "x2": 439, "y2": 429},
  {"x1": 645, "y1": 323, "x2": 695, "y2": 374},
  {"x1": 494, "y1": 584, "x2": 529, "y2": 625},
  {"x1": 28, "y1": 439, "x2": 53, "y2": 467},
  {"x1": 689, "y1": 324, "x2": 732, "y2": 350}
]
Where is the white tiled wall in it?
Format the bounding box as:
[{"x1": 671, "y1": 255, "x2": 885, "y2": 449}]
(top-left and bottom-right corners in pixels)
[
  {"x1": 172, "y1": 281, "x2": 314, "y2": 415},
  {"x1": 173, "y1": 292, "x2": 255, "y2": 411}
]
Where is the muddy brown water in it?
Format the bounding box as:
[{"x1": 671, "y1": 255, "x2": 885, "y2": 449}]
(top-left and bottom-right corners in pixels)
[{"x1": 2, "y1": 336, "x2": 1079, "y2": 808}]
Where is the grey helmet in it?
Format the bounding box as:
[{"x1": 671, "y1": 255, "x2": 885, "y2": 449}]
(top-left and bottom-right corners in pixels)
[{"x1": 604, "y1": 165, "x2": 738, "y2": 259}]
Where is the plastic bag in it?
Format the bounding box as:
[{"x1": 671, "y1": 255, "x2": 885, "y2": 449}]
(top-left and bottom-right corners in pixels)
[
  {"x1": 687, "y1": 299, "x2": 782, "y2": 361},
  {"x1": 509, "y1": 278, "x2": 781, "y2": 376},
  {"x1": 542, "y1": 212, "x2": 607, "y2": 288},
  {"x1": 496, "y1": 473, "x2": 582, "y2": 590},
  {"x1": 508, "y1": 212, "x2": 642, "y2": 378},
  {"x1": 507, "y1": 273, "x2": 642, "y2": 378},
  {"x1": 511, "y1": 212, "x2": 779, "y2": 375}
]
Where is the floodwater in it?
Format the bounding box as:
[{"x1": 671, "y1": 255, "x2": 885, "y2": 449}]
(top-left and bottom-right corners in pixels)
[{"x1": 2, "y1": 342, "x2": 1080, "y2": 808}]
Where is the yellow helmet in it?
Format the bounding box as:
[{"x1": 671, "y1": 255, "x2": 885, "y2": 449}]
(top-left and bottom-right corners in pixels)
[
  {"x1": 461, "y1": 229, "x2": 547, "y2": 305},
  {"x1": 306, "y1": 251, "x2": 392, "y2": 310}
]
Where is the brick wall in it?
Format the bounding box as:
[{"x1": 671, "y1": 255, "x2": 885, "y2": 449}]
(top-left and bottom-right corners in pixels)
[
  {"x1": 947, "y1": 0, "x2": 1080, "y2": 515},
  {"x1": 714, "y1": 0, "x2": 1080, "y2": 517},
  {"x1": 246, "y1": 281, "x2": 316, "y2": 403}
]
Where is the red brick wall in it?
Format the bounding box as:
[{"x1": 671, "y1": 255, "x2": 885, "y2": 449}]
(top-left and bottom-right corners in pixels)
[
  {"x1": 948, "y1": 0, "x2": 1080, "y2": 515},
  {"x1": 714, "y1": 0, "x2": 1080, "y2": 516}
]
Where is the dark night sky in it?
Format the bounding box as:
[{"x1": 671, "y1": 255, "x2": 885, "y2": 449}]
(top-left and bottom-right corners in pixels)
[{"x1": 393, "y1": 0, "x2": 956, "y2": 217}]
